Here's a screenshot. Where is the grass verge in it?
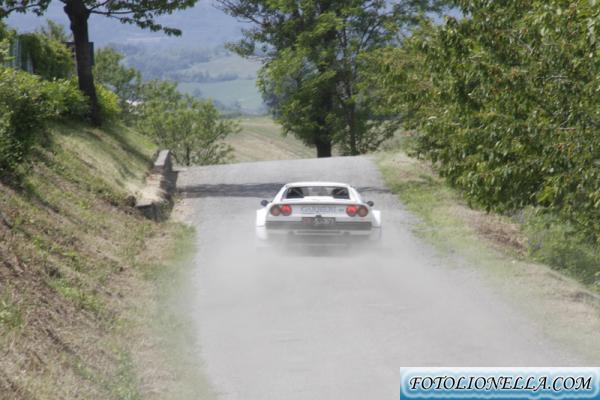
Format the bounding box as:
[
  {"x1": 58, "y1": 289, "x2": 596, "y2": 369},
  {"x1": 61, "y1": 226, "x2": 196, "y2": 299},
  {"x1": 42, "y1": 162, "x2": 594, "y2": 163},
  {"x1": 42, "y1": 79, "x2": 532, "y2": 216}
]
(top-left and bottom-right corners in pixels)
[
  {"x1": 377, "y1": 150, "x2": 599, "y2": 293},
  {"x1": 128, "y1": 223, "x2": 216, "y2": 400},
  {"x1": 377, "y1": 148, "x2": 600, "y2": 361},
  {"x1": 0, "y1": 121, "x2": 213, "y2": 399}
]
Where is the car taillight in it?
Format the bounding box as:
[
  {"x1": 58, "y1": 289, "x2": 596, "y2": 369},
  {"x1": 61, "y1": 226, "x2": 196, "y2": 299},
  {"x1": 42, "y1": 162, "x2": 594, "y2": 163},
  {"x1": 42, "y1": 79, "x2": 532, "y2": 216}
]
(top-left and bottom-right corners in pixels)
[
  {"x1": 270, "y1": 204, "x2": 291, "y2": 216},
  {"x1": 270, "y1": 205, "x2": 281, "y2": 216},
  {"x1": 357, "y1": 205, "x2": 369, "y2": 217},
  {"x1": 346, "y1": 205, "x2": 358, "y2": 217},
  {"x1": 346, "y1": 205, "x2": 368, "y2": 217},
  {"x1": 280, "y1": 204, "x2": 292, "y2": 216}
]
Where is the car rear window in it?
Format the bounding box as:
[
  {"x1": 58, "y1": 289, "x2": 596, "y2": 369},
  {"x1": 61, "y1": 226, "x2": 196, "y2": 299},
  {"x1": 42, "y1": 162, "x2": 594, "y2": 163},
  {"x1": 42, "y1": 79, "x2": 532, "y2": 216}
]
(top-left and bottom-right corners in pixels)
[{"x1": 284, "y1": 186, "x2": 350, "y2": 199}]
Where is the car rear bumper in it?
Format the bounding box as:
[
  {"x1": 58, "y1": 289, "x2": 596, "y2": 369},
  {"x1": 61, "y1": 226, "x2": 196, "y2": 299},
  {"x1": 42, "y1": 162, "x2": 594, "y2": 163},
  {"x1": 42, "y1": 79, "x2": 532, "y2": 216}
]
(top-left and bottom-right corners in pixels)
[{"x1": 256, "y1": 225, "x2": 381, "y2": 245}]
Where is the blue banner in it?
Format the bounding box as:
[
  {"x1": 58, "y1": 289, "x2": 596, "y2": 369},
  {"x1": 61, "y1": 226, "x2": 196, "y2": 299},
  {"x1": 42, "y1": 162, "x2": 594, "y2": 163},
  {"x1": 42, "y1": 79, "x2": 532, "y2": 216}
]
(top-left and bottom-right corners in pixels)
[{"x1": 400, "y1": 368, "x2": 600, "y2": 400}]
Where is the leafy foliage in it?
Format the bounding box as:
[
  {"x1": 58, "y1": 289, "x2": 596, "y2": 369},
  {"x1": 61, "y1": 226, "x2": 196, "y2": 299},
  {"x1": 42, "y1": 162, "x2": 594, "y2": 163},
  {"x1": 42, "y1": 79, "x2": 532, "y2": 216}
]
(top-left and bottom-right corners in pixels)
[
  {"x1": 94, "y1": 47, "x2": 141, "y2": 112},
  {"x1": 18, "y1": 31, "x2": 74, "y2": 80},
  {"x1": 0, "y1": 20, "x2": 73, "y2": 79},
  {"x1": 0, "y1": 69, "x2": 124, "y2": 175},
  {"x1": 89, "y1": 46, "x2": 239, "y2": 166},
  {"x1": 523, "y1": 209, "x2": 600, "y2": 289},
  {"x1": 0, "y1": 67, "x2": 88, "y2": 173},
  {"x1": 368, "y1": 1, "x2": 600, "y2": 242},
  {"x1": 41, "y1": 77, "x2": 90, "y2": 119},
  {"x1": 0, "y1": 22, "x2": 11, "y2": 63},
  {"x1": 39, "y1": 19, "x2": 71, "y2": 42},
  {"x1": 219, "y1": 0, "x2": 450, "y2": 157},
  {"x1": 96, "y1": 83, "x2": 123, "y2": 121},
  {"x1": 137, "y1": 80, "x2": 238, "y2": 166}
]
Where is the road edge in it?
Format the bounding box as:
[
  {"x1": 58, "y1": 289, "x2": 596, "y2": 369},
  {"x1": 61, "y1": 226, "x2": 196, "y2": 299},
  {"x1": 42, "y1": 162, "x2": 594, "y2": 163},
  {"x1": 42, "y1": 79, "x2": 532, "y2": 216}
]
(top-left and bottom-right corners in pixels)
[{"x1": 376, "y1": 150, "x2": 600, "y2": 363}]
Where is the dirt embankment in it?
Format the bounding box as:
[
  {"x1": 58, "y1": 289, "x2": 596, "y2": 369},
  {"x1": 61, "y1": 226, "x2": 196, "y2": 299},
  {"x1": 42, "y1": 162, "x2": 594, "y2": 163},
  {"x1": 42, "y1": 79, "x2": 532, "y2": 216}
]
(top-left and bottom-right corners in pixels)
[{"x1": 0, "y1": 123, "x2": 189, "y2": 399}]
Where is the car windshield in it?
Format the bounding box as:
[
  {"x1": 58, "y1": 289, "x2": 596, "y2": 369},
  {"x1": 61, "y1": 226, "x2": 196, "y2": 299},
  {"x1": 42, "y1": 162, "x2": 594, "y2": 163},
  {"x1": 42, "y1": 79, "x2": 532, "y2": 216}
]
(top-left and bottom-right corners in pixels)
[{"x1": 284, "y1": 186, "x2": 350, "y2": 199}]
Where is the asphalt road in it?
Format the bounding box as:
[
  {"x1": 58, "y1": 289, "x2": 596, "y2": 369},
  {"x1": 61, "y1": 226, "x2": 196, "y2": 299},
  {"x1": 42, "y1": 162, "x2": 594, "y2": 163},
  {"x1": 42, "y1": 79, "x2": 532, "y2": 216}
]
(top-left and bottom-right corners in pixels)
[{"x1": 175, "y1": 156, "x2": 592, "y2": 400}]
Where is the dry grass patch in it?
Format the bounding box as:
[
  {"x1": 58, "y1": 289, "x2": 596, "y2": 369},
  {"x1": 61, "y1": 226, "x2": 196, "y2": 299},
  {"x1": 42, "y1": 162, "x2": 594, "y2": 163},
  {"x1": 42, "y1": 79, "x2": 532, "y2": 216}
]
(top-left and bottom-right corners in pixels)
[
  {"x1": 226, "y1": 117, "x2": 314, "y2": 162},
  {"x1": 0, "y1": 122, "x2": 209, "y2": 399}
]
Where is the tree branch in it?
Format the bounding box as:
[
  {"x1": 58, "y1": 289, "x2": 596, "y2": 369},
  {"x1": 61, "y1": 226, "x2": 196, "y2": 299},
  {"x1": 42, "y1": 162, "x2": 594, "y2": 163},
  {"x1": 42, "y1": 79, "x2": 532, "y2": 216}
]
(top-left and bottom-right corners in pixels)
[{"x1": 0, "y1": 1, "x2": 45, "y2": 17}]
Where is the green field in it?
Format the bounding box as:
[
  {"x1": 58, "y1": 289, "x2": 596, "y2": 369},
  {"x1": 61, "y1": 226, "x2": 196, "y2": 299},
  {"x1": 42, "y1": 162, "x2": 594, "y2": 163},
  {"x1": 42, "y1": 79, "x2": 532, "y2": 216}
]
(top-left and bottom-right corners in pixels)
[
  {"x1": 226, "y1": 117, "x2": 314, "y2": 163},
  {"x1": 177, "y1": 54, "x2": 261, "y2": 79},
  {"x1": 179, "y1": 79, "x2": 264, "y2": 114}
]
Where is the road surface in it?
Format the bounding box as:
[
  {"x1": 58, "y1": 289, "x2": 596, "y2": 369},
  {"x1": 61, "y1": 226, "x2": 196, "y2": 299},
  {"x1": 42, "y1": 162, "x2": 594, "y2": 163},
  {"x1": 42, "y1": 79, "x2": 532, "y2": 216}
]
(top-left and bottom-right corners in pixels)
[{"x1": 175, "y1": 156, "x2": 597, "y2": 400}]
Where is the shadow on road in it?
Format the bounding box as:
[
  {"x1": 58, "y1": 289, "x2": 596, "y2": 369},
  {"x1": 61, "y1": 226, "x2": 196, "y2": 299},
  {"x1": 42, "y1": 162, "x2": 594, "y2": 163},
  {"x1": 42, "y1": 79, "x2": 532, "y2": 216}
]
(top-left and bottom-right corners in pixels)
[
  {"x1": 178, "y1": 183, "x2": 391, "y2": 199},
  {"x1": 178, "y1": 182, "x2": 284, "y2": 199},
  {"x1": 355, "y1": 186, "x2": 391, "y2": 195}
]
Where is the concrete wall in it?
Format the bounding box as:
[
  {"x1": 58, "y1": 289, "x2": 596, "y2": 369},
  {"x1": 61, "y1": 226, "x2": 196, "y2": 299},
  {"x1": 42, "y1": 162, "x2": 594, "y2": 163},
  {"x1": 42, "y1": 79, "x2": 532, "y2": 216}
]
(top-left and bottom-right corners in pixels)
[{"x1": 135, "y1": 150, "x2": 178, "y2": 221}]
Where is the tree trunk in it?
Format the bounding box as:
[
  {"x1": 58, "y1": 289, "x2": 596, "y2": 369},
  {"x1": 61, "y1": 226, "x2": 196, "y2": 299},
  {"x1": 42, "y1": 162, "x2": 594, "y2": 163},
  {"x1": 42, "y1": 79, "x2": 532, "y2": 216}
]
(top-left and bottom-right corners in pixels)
[
  {"x1": 348, "y1": 104, "x2": 359, "y2": 156},
  {"x1": 64, "y1": 0, "x2": 101, "y2": 126},
  {"x1": 314, "y1": 135, "x2": 332, "y2": 158},
  {"x1": 311, "y1": 0, "x2": 337, "y2": 159},
  {"x1": 185, "y1": 146, "x2": 191, "y2": 166}
]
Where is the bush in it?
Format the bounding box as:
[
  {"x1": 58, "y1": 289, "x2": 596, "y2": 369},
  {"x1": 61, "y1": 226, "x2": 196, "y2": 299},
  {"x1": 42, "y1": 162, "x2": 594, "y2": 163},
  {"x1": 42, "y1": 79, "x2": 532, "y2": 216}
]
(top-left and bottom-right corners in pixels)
[
  {"x1": 524, "y1": 209, "x2": 600, "y2": 289},
  {"x1": 41, "y1": 78, "x2": 90, "y2": 119},
  {"x1": 0, "y1": 68, "x2": 89, "y2": 174},
  {"x1": 0, "y1": 69, "x2": 49, "y2": 172},
  {"x1": 19, "y1": 32, "x2": 74, "y2": 80},
  {"x1": 96, "y1": 84, "x2": 122, "y2": 121}
]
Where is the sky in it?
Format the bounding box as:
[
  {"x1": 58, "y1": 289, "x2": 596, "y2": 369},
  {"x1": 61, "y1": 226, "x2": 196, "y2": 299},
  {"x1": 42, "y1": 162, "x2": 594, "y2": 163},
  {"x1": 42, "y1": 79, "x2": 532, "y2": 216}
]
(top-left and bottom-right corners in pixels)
[
  {"x1": 5, "y1": 0, "x2": 244, "y2": 48},
  {"x1": 6, "y1": 1, "x2": 460, "y2": 49}
]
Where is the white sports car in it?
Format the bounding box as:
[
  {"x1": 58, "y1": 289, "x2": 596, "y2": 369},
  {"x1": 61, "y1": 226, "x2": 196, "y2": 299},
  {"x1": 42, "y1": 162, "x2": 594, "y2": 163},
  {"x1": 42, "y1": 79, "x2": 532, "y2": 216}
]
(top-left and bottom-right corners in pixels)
[{"x1": 256, "y1": 181, "x2": 381, "y2": 246}]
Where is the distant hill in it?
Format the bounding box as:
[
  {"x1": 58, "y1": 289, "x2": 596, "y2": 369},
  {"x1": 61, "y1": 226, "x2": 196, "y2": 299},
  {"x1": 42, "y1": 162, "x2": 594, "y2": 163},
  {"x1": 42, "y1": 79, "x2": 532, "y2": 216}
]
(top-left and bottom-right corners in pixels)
[
  {"x1": 5, "y1": 0, "x2": 267, "y2": 114},
  {"x1": 110, "y1": 42, "x2": 265, "y2": 114}
]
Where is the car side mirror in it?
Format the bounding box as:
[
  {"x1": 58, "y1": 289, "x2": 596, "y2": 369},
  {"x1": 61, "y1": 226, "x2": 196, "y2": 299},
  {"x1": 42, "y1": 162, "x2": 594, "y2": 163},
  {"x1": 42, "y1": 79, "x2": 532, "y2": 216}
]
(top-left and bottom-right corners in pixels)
[
  {"x1": 260, "y1": 200, "x2": 269, "y2": 207},
  {"x1": 367, "y1": 201, "x2": 374, "y2": 207}
]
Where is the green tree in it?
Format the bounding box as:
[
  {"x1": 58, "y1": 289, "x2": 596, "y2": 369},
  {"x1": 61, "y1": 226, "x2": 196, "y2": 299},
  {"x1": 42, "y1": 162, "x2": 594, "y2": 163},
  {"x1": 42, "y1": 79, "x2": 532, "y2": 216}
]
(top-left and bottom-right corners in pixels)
[
  {"x1": 93, "y1": 47, "x2": 141, "y2": 113},
  {"x1": 40, "y1": 19, "x2": 71, "y2": 42},
  {"x1": 219, "y1": 0, "x2": 448, "y2": 157},
  {"x1": 369, "y1": 1, "x2": 600, "y2": 242},
  {"x1": 138, "y1": 80, "x2": 238, "y2": 166},
  {"x1": 0, "y1": 0, "x2": 198, "y2": 125}
]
